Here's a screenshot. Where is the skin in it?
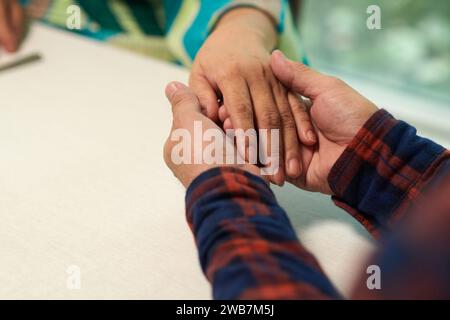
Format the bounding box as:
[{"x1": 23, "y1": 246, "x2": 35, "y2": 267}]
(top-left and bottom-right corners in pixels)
[
  {"x1": 164, "y1": 81, "x2": 261, "y2": 188},
  {"x1": 0, "y1": 0, "x2": 25, "y2": 52},
  {"x1": 189, "y1": 7, "x2": 316, "y2": 185},
  {"x1": 270, "y1": 50, "x2": 378, "y2": 194},
  {"x1": 165, "y1": 51, "x2": 378, "y2": 194}
]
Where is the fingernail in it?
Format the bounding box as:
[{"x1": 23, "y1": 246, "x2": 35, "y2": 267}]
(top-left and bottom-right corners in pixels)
[
  {"x1": 273, "y1": 49, "x2": 289, "y2": 62},
  {"x1": 165, "y1": 82, "x2": 184, "y2": 98},
  {"x1": 288, "y1": 158, "x2": 300, "y2": 178},
  {"x1": 307, "y1": 130, "x2": 316, "y2": 142},
  {"x1": 273, "y1": 49, "x2": 285, "y2": 59},
  {"x1": 275, "y1": 170, "x2": 285, "y2": 187}
]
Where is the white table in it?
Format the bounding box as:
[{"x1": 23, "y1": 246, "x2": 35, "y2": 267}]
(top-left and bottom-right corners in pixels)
[{"x1": 0, "y1": 23, "x2": 448, "y2": 299}]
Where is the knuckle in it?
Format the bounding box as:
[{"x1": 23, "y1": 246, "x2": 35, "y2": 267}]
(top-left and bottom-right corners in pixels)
[
  {"x1": 218, "y1": 61, "x2": 241, "y2": 80},
  {"x1": 171, "y1": 91, "x2": 193, "y2": 108},
  {"x1": 290, "y1": 98, "x2": 306, "y2": 114},
  {"x1": 280, "y1": 110, "x2": 296, "y2": 129},
  {"x1": 249, "y1": 63, "x2": 270, "y2": 82},
  {"x1": 273, "y1": 81, "x2": 287, "y2": 96},
  {"x1": 256, "y1": 63, "x2": 268, "y2": 78},
  {"x1": 232, "y1": 103, "x2": 252, "y2": 118},
  {"x1": 289, "y1": 99, "x2": 302, "y2": 113},
  {"x1": 260, "y1": 110, "x2": 281, "y2": 128}
]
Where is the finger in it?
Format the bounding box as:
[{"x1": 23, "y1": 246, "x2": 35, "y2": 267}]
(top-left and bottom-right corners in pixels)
[
  {"x1": 219, "y1": 77, "x2": 254, "y2": 134},
  {"x1": 11, "y1": 1, "x2": 24, "y2": 40},
  {"x1": 248, "y1": 77, "x2": 285, "y2": 186},
  {"x1": 272, "y1": 82, "x2": 302, "y2": 179},
  {"x1": 165, "y1": 81, "x2": 201, "y2": 115},
  {"x1": 285, "y1": 142, "x2": 314, "y2": 191},
  {"x1": 0, "y1": 0, "x2": 16, "y2": 52},
  {"x1": 271, "y1": 50, "x2": 327, "y2": 99},
  {"x1": 189, "y1": 74, "x2": 219, "y2": 122},
  {"x1": 219, "y1": 77, "x2": 256, "y2": 164},
  {"x1": 218, "y1": 105, "x2": 229, "y2": 123},
  {"x1": 223, "y1": 117, "x2": 233, "y2": 130},
  {"x1": 287, "y1": 92, "x2": 317, "y2": 145}
]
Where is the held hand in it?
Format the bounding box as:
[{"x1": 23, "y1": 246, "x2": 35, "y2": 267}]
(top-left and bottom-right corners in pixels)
[
  {"x1": 164, "y1": 82, "x2": 260, "y2": 188},
  {"x1": 0, "y1": 0, "x2": 25, "y2": 52},
  {"x1": 270, "y1": 50, "x2": 379, "y2": 194},
  {"x1": 189, "y1": 8, "x2": 316, "y2": 185}
]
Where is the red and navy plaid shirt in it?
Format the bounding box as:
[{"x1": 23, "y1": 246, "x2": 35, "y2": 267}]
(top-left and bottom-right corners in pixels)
[{"x1": 185, "y1": 109, "x2": 450, "y2": 299}]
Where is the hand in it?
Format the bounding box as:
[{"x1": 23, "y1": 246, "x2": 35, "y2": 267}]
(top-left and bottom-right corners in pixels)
[
  {"x1": 0, "y1": 0, "x2": 25, "y2": 52},
  {"x1": 164, "y1": 81, "x2": 261, "y2": 188},
  {"x1": 189, "y1": 8, "x2": 315, "y2": 185},
  {"x1": 270, "y1": 50, "x2": 379, "y2": 194}
]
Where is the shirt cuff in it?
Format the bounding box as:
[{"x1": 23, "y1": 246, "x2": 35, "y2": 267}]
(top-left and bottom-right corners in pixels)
[
  {"x1": 327, "y1": 109, "x2": 446, "y2": 236},
  {"x1": 185, "y1": 167, "x2": 272, "y2": 228}
]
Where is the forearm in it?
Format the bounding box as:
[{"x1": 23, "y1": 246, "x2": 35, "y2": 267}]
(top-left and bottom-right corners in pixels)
[
  {"x1": 328, "y1": 109, "x2": 448, "y2": 237},
  {"x1": 212, "y1": 0, "x2": 304, "y2": 61},
  {"x1": 186, "y1": 167, "x2": 340, "y2": 299},
  {"x1": 352, "y1": 162, "x2": 450, "y2": 299},
  {"x1": 166, "y1": 0, "x2": 302, "y2": 65}
]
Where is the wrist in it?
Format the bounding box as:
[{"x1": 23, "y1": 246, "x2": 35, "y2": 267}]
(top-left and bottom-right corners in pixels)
[
  {"x1": 328, "y1": 110, "x2": 392, "y2": 197},
  {"x1": 214, "y1": 7, "x2": 277, "y2": 51},
  {"x1": 186, "y1": 166, "x2": 268, "y2": 209}
]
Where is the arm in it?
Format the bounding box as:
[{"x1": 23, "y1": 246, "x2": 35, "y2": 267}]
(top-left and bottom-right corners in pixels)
[
  {"x1": 336, "y1": 111, "x2": 450, "y2": 299},
  {"x1": 165, "y1": 0, "x2": 303, "y2": 66},
  {"x1": 185, "y1": 1, "x2": 316, "y2": 185},
  {"x1": 270, "y1": 52, "x2": 450, "y2": 299},
  {"x1": 352, "y1": 157, "x2": 450, "y2": 299},
  {"x1": 328, "y1": 110, "x2": 448, "y2": 237},
  {"x1": 186, "y1": 167, "x2": 341, "y2": 299},
  {"x1": 164, "y1": 81, "x2": 340, "y2": 300},
  {"x1": 269, "y1": 50, "x2": 448, "y2": 238}
]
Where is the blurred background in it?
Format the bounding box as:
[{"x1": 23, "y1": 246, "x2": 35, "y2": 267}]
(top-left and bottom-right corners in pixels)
[{"x1": 297, "y1": 0, "x2": 449, "y2": 104}]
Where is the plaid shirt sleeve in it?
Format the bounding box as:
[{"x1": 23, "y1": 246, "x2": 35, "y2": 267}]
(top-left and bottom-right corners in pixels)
[
  {"x1": 326, "y1": 109, "x2": 450, "y2": 299},
  {"x1": 185, "y1": 167, "x2": 341, "y2": 300},
  {"x1": 185, "y1": 109, "x2": 449, "y2": 300},
  {"x1": 352, "y1": 165, "x2": 450, "y2": 299},
  {"x1": 328, "y1": 109, "x2": 448, "y2": 238}
]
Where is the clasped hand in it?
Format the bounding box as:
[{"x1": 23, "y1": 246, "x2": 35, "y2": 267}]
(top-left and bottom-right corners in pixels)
[{"x1": 164, "y1": 50, "x2": 378, "y2": 195}]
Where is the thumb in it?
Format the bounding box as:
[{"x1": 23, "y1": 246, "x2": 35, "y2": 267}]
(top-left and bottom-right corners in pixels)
[
  {"x1": 165, "y1": 81, "x2": 201, "y2": 115},
  {"x1": 271, "y1": 50, "x2": 326, "y2": 99}
]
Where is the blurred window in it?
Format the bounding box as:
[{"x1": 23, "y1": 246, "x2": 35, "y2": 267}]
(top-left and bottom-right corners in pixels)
[{"x1": 298, "y1": 0, "x2": 450, "y2": 102}]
